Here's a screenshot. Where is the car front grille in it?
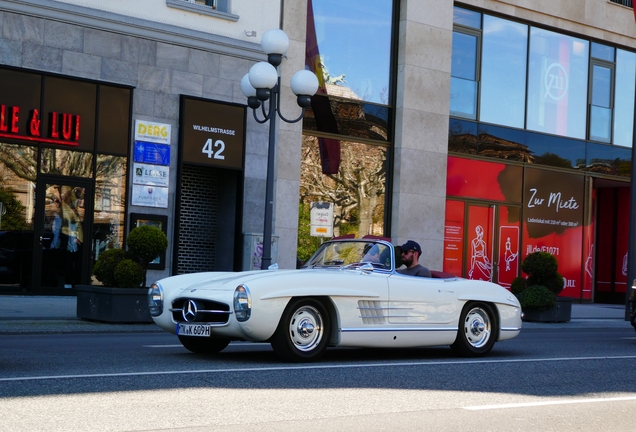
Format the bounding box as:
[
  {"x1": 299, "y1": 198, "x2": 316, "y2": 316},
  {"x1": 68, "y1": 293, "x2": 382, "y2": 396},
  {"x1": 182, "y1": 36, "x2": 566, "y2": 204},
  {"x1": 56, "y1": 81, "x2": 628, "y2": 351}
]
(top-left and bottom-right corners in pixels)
[{"x1": 170, "y1": 298, "x2": 231, "y2": 324}]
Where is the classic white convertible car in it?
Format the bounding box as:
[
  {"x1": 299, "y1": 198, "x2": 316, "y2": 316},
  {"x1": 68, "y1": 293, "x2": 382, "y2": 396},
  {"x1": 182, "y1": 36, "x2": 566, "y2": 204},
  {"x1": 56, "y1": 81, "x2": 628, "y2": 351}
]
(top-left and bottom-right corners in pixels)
[{"x1": 148, "y1": 238, "x2": 522, "y2": 362}]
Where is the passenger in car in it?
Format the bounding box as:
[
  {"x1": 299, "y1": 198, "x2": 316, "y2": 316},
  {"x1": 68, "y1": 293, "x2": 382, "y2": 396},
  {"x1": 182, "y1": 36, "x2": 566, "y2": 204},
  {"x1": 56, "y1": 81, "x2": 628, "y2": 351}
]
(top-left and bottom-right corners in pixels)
[{"x1": 397, "y1": 240, "x2": 431, "y2": 277}]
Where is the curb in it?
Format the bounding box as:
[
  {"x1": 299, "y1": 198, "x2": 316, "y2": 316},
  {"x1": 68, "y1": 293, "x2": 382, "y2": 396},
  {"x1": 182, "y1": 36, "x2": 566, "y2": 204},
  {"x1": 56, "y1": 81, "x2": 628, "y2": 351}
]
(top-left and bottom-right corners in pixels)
[{"x1": 0, "y1": 319, "x2": 164, "y2": 334}]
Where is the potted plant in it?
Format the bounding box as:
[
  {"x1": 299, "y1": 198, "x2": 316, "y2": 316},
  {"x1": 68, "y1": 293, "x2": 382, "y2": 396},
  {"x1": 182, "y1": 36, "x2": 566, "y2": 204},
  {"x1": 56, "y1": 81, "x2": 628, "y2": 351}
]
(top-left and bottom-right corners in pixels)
[
  {"x1": 76, "y1": 225, "x2": 168, "y2": 323},
  {"x1": 512, "y1": 251, "x2": 571, "y2": 322}
]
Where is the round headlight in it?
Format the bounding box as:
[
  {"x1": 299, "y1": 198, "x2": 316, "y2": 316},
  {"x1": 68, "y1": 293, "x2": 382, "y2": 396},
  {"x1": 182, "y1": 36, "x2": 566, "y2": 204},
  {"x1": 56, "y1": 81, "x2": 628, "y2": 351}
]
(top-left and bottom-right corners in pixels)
[
  {"x1": 233, "y1": 284, "x2": 252, "y2": 322},
  {"x1": 148, "y1": 283, "x2": 163, "y2": 317}
]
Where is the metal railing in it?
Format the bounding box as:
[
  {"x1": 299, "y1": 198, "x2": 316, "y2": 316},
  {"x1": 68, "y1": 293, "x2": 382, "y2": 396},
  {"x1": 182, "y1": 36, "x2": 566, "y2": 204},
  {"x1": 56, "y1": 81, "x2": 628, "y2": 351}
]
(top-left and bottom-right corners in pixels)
[{"x1": 610, "y1": 0, "x2": 633, "y2": 7}]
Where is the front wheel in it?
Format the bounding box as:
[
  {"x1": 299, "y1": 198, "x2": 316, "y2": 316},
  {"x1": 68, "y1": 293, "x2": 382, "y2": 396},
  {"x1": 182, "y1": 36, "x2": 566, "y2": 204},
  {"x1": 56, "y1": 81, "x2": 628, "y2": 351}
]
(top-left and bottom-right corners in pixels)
[
  {"x1": 271, "y1": 298, "x2": 331, "y2": 362},
  {"x1": 178, "y1": 335, "x2": 230, "y2": 354},
  {"x1": 451, "y1": 302, "x2": 497, "y2": 357}
]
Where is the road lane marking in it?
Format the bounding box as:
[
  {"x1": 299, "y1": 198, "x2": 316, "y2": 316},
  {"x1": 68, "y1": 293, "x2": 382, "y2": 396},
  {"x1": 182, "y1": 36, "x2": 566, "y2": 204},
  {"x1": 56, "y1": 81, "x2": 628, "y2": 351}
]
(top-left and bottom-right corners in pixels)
[
  {"x1": 2, "y1": 354, "x2": 636, "y2": 382},
  {"x1": 143, "y1": 345, "x2": 184, "y2": 348},
  {"x1": 464, "y1": 395, "x2": 636, "y2": 410}
]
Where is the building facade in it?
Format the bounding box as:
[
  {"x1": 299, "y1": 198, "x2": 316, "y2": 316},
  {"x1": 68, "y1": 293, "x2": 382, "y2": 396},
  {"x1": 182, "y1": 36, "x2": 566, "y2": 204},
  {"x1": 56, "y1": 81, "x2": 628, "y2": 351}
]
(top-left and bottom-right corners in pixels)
[{"x1": 0, "y1": 0, "x2": 635, "y2": 304}]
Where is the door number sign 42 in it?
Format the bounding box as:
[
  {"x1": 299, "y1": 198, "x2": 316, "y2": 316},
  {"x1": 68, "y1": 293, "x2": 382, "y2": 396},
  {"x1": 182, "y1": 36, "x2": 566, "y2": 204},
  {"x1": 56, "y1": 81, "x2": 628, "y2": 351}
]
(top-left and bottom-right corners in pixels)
[{"x1": 202, "y1": 138, "x2": 225, "y2": 160}]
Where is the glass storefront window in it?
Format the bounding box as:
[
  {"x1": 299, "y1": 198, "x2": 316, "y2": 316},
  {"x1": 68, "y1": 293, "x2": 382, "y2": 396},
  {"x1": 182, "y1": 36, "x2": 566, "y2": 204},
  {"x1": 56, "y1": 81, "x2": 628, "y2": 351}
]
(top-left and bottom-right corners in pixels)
[
  {"x1": 303, "y1": 96, "x2": 390, "y2": 142},
  {"x1": 586, "y1": 142, "x2": 631, "y2": 177},
  {"x1": 450, "y1": 31, "x2": 478, "y2": 119},
  {"x1": 40, "y1": 148, "x2": 94, "y2": 178},
  {"x1": 589, "y1": 64, "x2": 613, "y2": 143},
  {"x1": 0, "y1": 144, "x2": 37, "y2": 290},
  {"x1": 298, "y1": 135, "x2": 387, "y2": 261},
  {"x1": 92, "y1": 155, "x2": 127, "y2": 266},
  {"x1": 453, "y1": 6, "x2": 481, "y2": 29},
  {"x1": 613, "y1": 49, "x2": 636, "y2": 148},
  {"x1": 526, "y1": 27, "x2": 589, "y2": 139},
  {"x1": 591, "y1": 42, "x2": 614, "y2": 62},
  {"x1": 308, "y1": 0, "x2": 393, "y2": 104},
  {"x1": 480, "y1": 16, "x2": 528, "y2": 128}
]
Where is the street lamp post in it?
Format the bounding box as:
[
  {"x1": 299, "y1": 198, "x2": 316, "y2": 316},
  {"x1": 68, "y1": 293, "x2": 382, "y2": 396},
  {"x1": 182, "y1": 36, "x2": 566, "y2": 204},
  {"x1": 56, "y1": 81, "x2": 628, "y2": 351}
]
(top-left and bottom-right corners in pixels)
[{"x1": 241, "y1": 28, "x2": 318, "y2": 270}]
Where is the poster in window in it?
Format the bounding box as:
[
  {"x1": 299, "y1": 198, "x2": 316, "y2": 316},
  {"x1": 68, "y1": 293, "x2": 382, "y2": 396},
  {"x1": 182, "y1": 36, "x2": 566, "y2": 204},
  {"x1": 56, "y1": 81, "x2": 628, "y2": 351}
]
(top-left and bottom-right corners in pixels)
[{"x1": 522, "y1": 167, "x2": 584, "y2": 298}]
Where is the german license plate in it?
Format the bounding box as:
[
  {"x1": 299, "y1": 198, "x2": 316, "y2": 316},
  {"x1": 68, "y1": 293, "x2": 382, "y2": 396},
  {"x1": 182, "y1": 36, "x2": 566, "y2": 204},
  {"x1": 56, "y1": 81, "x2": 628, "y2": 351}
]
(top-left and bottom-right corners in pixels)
[{"x1": 176, "y1": 323, "x2": 211, "y2": 337}]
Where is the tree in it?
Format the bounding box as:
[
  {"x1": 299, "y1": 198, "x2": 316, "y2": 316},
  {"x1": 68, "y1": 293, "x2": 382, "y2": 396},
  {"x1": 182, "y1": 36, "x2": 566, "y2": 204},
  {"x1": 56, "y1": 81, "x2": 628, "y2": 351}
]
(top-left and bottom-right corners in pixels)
[
  {"x1": 0, "y1": 186, "x2": 29, "y2": 231},
  {"x1": 299, "y1": 135, "x2": 387, "y2": 238},
  {"x1": 296, "y1": 202, "x2": 323, "y2": 263}
]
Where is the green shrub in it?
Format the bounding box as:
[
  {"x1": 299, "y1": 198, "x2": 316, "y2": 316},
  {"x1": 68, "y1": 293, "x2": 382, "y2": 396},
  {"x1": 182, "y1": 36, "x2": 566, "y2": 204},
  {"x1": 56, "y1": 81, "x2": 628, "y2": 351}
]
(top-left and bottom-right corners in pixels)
[
  {"x1": 510, "y1": 276, "x2": 527, "y2": 296},
  {"x1": 522, "y1": 252, "x2": 564, "y2": 296},
  {"x1": 126, "y1": 225, "x2": 168, "y2": 287},
  {"x1": 529, "y1": 272, "x2": 564, "y2": 296},
  {"x1": 92, "y1": 225, "x2": 168, "y2": 288},
  {"x1": 113, "y1": 259, "x2": 144, "y2": 288},
  {"x1": 513, "y1": 252, "x2": 565, "y2": 314},
  {"x1": 518, "y1": 285, "x2": 557, "y2": 311},
  {"x1": 127, "y1": 225, "x2": 168, "y2": 268},
  {"x1": 93, "y1": 249, "x2": 130, "y2": 287},
  {"x1": 521, "y1": 251, "x2": 557, "y2": 275}
]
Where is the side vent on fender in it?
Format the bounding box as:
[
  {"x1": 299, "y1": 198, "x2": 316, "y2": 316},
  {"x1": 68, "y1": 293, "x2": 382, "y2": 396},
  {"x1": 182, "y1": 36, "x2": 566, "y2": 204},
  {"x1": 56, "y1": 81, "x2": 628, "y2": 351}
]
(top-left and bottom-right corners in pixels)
[{"x1": 358, "y1": 300, "x2": 387, "y2": 324}]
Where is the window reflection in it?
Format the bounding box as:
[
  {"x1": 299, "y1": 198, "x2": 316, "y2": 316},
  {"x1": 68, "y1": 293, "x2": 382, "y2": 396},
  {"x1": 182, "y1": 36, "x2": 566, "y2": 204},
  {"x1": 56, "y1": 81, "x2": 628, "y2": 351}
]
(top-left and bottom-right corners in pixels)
[
  {"x1": 449, "y1": 119, "x2": 478, "y2": 154},
  {"x1": 449, "y1": 120, "x2": 590, "y2": 169},
  {"x1": 299, "y1": 135, "x2": 387, "y2": 241},
  {"x1": 591, "y1": 43, "x2": 614, "y2": 62},
  {"x1": 480, "y1": 16, "x2": 527, "y2": 128},
  {"x1": 92, "y1": 155, "x2": 126, "y2": 267},
  {"x1": 590, "y1": 64, "x2": 613, "y2": 143},
  {"x1": 304, "y1": 95, "x2": 390, "y2": 142},
  {"x1": 614, "y1": 49, "x2": 636, "y2": 148},
  {"x1": 592, "y1": 65, "x2": 612, "y2": 108},
  {"x1": 586, "y1": 143, "x2": 631, "y2": 177},
  {"x1": 41, "y1": 148, "x2": 94, "y2": 177},
  {"x1": 453, "y1": 6, "x2": 481, "y2": 29},
  {"x1": 0, "y1": 144, "x2": 37, "y2": 288},
  {"x1": 450, "y1": 31, "x2": 479, "y2": 119},
  {"x1": 526, "y1": 28, "x2": 589, "y2": 139},
  {"x1": 308, "y1": 0, "x2": 393, "y2": 104},
  {"x1": 0, "y1": 143, "x2": 37, "y2": 227}
]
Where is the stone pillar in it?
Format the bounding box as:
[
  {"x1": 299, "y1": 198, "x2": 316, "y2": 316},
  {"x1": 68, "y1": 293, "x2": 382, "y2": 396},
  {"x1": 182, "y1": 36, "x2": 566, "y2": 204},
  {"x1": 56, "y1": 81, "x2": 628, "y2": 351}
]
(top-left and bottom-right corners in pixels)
[
  {"x1": 274, "y1": 0, "x2": 308, "y2": 268},
  {"x1": 391, "y1": 0, "x2": 454, "y2": 270}
]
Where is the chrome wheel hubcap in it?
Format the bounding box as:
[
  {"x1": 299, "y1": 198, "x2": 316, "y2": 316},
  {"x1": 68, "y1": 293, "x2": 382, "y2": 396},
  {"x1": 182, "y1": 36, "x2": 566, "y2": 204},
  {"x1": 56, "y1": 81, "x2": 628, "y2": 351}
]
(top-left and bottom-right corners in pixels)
[
  {"x1": 288, "y1": 305, "x2": 324, "y2": 352},
  {"x1": 463, "y1": 307, "x2": 491, "y2": 348}
]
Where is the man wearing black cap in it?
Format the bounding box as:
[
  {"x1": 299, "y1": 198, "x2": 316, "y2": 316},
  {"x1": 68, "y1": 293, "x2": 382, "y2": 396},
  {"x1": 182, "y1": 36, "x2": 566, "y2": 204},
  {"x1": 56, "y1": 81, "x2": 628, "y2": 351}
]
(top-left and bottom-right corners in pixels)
[{"x1": 398, "y1": 240, "x2": 431, "y2": 277}]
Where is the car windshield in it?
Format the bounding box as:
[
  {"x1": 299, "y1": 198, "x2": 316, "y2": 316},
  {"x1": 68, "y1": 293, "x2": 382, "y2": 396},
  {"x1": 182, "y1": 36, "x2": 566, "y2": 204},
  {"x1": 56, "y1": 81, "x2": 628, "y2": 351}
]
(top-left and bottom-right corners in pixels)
[{"x1": 304, "y1": 240, "x2": 393, "y2": 270}]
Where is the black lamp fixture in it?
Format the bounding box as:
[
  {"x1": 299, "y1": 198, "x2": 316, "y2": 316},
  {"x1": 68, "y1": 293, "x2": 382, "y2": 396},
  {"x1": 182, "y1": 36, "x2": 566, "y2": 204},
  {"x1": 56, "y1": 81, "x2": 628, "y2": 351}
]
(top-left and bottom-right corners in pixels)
[{"x1": 241, "y1": 28, "x2": 319, "y2": 270}]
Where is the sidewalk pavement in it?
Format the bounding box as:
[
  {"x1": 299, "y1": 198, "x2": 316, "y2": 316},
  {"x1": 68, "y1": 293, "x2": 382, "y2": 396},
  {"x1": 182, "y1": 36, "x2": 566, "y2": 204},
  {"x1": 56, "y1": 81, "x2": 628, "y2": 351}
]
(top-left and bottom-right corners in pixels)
[
  {"x1": 0, "y1": 295, "x2": 162, "y2": 334},
  {"x1": 0, "y1": 295, "x2": 632, "y2": 334}
]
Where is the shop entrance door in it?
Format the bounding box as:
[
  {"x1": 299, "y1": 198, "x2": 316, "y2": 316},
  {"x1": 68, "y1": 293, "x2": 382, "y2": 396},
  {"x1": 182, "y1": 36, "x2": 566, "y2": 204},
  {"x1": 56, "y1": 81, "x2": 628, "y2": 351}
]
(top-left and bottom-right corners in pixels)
[
  {"x1": 33, "y1": 177, "x2": 91, "y2": 294},
  {"x1": 594, "y1": 185, "x2": 630, "y2": 304},
  {"x1": 463, "y1": 203, "x2": 521, "y2": 287}
]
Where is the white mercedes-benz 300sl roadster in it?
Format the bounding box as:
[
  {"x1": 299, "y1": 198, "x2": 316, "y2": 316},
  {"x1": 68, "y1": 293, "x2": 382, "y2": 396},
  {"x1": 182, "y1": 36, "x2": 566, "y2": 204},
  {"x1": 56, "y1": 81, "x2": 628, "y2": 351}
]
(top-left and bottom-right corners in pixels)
[{"x1": 148, "y1": 238, "x2": 521, "y2": 362}]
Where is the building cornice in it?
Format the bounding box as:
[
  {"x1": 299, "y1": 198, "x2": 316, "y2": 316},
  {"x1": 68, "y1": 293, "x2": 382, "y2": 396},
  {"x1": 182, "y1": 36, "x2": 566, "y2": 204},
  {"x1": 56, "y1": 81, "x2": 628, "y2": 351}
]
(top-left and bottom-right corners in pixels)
[{"x1": 0, "y1": 0, "x2": 266, "y2": 61}]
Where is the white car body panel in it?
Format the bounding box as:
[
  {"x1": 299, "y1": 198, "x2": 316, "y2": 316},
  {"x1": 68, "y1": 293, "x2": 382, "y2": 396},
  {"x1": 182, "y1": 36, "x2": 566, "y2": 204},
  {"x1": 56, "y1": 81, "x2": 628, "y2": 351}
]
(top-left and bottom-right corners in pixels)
[{"x1": 150, "y1": 239, "x2": 522, "y2": 355}]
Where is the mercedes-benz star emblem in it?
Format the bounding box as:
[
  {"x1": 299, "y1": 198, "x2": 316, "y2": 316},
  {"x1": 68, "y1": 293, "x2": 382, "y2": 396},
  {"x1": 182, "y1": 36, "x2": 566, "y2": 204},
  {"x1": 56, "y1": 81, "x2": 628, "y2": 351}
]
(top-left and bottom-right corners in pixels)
[{"x1": 182, "y1": 300, "x2": 198, "y2": 322}]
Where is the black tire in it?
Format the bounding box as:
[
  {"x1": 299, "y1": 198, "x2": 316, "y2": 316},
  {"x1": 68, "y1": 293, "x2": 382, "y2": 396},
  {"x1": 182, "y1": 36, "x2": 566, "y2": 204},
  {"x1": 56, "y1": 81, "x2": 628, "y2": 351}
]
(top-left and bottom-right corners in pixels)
[
  {"x1": 178, "y1": 335, "x2": 230, "y2": 354},
  {"x1": 451, "y1": 302, "x2": 497, "y2": 357},
  {"x1": 271, "y1": 298, "x2": 331, "y2": 362}
]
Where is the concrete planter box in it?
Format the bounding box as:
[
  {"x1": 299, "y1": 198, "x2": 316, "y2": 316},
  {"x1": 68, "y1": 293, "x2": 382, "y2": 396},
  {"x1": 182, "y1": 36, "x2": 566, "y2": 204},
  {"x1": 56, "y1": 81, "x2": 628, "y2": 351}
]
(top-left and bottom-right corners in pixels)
[
  {"x1": 76, "y1": 285, "x2": 152, "y2": 323},
  {"x1": 522, "y1": 297, "x2": 572, "y2": 323}
]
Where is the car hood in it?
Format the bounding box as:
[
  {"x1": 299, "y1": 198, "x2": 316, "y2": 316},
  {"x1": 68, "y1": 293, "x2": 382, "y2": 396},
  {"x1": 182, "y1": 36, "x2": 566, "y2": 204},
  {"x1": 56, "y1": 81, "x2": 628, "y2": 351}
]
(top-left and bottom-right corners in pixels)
[
  {"x1": 156, "y1": 267, "x2": 385, "y2": 295},
  {"x1": 158, "y1": 269, "x2": 315, "y2": 292}
]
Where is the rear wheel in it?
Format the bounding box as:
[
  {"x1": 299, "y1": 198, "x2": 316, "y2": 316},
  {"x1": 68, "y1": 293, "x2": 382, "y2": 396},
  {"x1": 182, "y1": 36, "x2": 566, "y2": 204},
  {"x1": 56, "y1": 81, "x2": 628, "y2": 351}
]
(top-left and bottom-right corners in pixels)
[
  {"x1": 451, "y1": 302, "x2": 497, "y2": 357},
  {"x1": 271, "y1": 298, "x2": 331, "y2": 362},
  {"x1": 178, "y1": 335, "x2": 230, "y2": 354}
]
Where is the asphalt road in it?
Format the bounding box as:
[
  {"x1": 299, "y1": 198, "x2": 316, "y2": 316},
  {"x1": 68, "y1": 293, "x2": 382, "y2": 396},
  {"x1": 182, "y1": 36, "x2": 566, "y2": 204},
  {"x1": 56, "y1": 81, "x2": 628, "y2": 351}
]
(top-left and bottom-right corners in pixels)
[{"x1": 1, "y1": 327, "x2": 635, "y2": 431}]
